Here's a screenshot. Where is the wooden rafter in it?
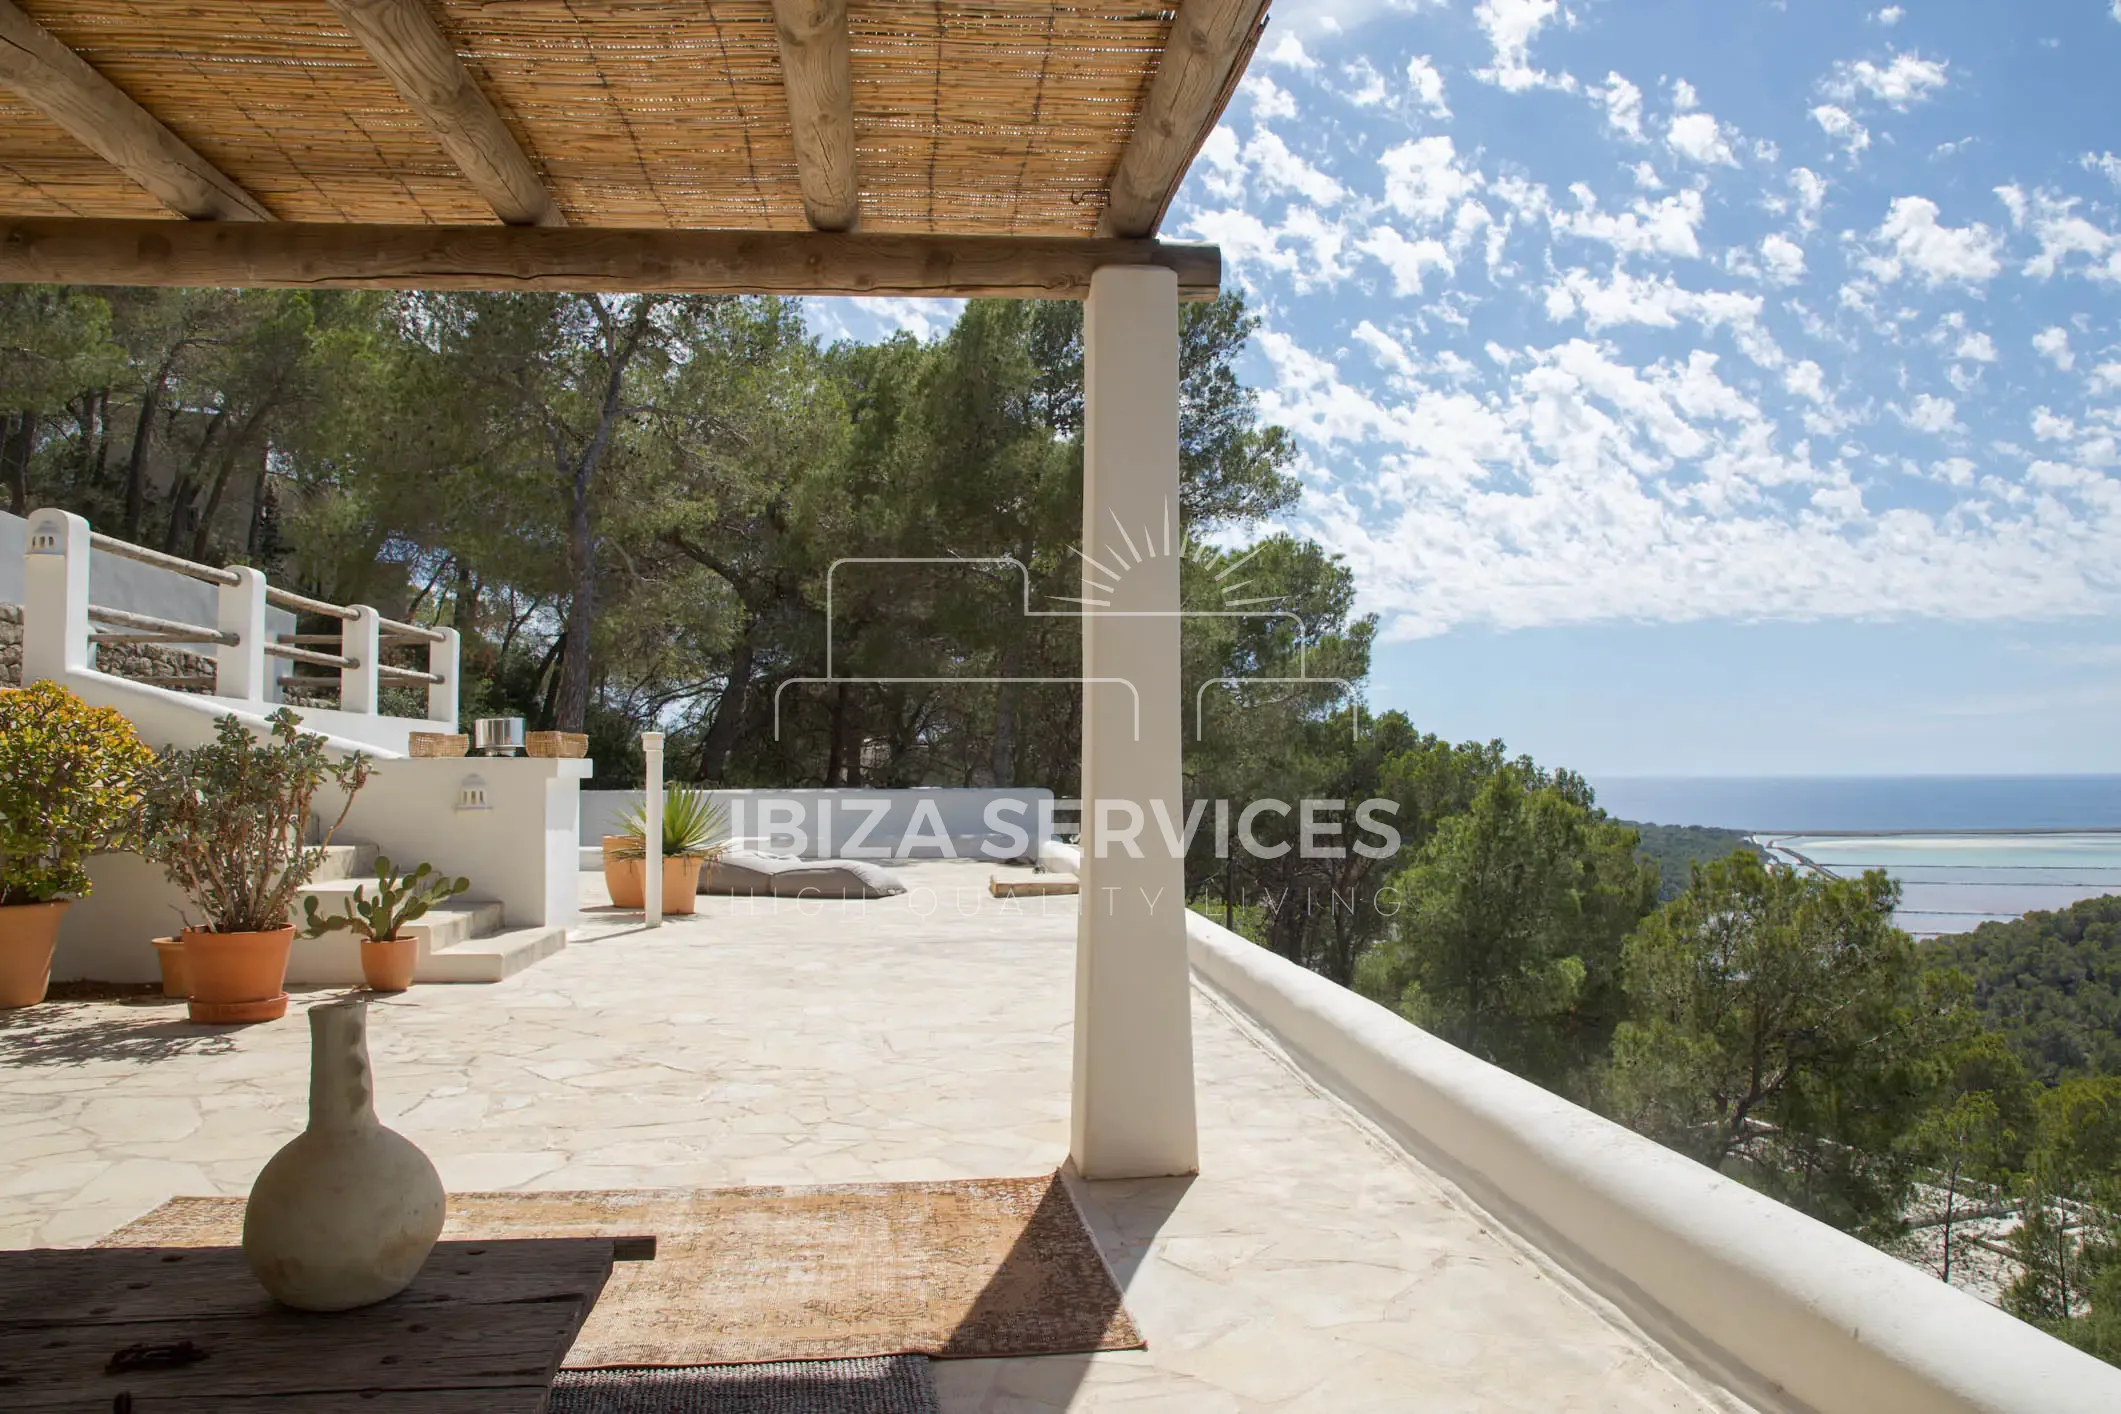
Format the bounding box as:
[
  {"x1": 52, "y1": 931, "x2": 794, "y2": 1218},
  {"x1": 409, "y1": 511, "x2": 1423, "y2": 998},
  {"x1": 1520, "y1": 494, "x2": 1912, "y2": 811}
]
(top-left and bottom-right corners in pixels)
[
  {"x1": 1098, "y1": 0, "x2": 1270, "y2": 239},
  {"x1": 770, "y1": 0, "x2": 859, "y2": 232},
  {"x1": 323, "y1": 0, "x2": 562, "y2": 228},
  {"x1": 0, "y1": 0, "x2": 271, "y2": 221},
  {"x1": 0, "y1": 218, "x2": 1222, "y2": 300}
]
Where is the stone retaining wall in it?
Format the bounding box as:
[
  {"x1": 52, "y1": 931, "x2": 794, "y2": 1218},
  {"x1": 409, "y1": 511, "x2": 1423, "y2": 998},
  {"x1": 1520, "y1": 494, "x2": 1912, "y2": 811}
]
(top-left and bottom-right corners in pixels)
[{"x1": 0, "y1": 603, "x2": 217, "y2": 693}]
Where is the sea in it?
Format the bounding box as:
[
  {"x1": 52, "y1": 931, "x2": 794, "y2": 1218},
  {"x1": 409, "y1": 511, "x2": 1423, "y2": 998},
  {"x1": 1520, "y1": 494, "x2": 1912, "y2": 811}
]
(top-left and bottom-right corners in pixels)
[{"x1": 1592, "y1": 776, "x2": 2121, "y2": 939}]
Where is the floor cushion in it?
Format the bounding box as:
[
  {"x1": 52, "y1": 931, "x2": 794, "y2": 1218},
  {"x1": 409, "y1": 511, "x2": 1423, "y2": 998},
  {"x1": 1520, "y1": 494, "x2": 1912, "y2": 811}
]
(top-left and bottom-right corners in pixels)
[{"x1": 701, "y1": 849, "x2": 908, "y2": 899}]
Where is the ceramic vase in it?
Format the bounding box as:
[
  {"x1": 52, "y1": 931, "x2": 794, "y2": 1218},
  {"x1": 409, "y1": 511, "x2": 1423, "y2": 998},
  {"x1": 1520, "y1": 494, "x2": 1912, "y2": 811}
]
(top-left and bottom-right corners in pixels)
[{"x1": 243, "y1": 998, "x2": 445, "y2": 1310}]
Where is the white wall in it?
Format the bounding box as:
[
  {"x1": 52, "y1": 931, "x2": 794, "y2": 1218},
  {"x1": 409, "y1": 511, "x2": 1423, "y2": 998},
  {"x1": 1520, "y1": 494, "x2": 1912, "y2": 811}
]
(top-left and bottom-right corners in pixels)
[
  {"x1": 580, "y1": 787, "x2": 1055, "y2": 860},
  {"x1": 1041, "y1": 839, "x2": 2121, "y2": 1414},
  {"x1": 54, "y1": 758, "x2": 587, "y2": 981},
  {"x1": 328, "y1": 757, "x2": 588, "y2": 929}
]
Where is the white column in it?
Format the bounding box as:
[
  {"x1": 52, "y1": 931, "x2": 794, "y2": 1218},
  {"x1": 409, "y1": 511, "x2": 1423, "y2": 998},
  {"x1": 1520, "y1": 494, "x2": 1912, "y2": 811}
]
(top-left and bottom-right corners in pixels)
[
  {"x1": 1072, "y1": 265, "x2": 1198, "y2": 1180},
  {"x1": 642, "y1": 731, "x2": 665, "y2": 929},
  {"x1": 215, "y1": 566, "x2": 268, "y2": 703},
  {"x1": 340, "y1": 605, "x2": 381, "y2": 716},
  {"x1": 426, "y1": 627, "x2": 460, "y2": 726},
  {"x1": 22, "y1": 507, "x2": 90, "y2": 682}
]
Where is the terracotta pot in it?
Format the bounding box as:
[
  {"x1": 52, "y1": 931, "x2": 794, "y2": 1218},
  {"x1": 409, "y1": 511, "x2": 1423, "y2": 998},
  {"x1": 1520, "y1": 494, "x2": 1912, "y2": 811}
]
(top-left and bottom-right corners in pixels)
[
  {"x1": 182, "y1": 926, "x2": 294, "y2": 1024},
  {"x1": 599, "y1": 843, "x2": 704, "y2": 915},
  {"x1": 601, "y1": 835, "x2": 644, "y2": 909},
  {"x1": 0, "y1": 900, "x2": 69, "y2": 1008},
  {"x1": 151, "y1": 936, "x2": 189, "y2": 998},
  {"x1": 360, "y1": 936, "x2": 418, "y2": 993},
  {"x1": 245, "y1": 999, "x2": 444, "y2": 1310}
]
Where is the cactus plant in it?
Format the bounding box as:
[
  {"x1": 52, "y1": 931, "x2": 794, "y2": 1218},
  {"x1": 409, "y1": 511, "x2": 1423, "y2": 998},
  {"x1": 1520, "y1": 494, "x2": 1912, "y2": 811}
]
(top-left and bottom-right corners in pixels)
[{"x1": 302, "y1": 856, "x2": 470, "y2": 943}]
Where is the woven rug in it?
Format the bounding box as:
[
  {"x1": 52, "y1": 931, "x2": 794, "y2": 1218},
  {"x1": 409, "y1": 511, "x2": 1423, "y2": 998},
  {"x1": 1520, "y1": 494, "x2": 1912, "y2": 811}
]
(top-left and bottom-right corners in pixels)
[
  {"x1": 550, "y1": 1357, "x2": 938, "y2": 1414},
  {"x1": 101, "y1": 1172, "x2": 1142, "y2": 1365}
]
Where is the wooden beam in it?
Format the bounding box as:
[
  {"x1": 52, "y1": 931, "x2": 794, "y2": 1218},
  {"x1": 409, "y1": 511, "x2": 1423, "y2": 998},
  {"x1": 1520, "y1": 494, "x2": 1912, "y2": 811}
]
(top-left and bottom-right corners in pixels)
[
  {"x1": 1098, "y1": 0, "x2": 1270, "y2": 239},
  {"x1": 0, "y1": 0, "x2": 271, "y2": 221},
  {"x1": 0, "y1": 218, "x2": 1222, "y2": 300},
  {"x1": 324, "y1": 0, "x2": 562, "y2": 227},
  {"x1": 770, "y1": 0, "x2": 859, "y2": 232}
]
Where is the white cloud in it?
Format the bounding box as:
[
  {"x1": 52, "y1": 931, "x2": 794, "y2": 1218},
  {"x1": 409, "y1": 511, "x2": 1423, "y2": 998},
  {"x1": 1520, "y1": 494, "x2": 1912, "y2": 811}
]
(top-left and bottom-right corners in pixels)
[
  {"x1": 1629, "y1": 160, "x2": 1662, "y2": 191},
  {"x1": 1360, "y1": 226, "x2": 1457, "y2": 294},
  {"x1": 1473, "y1": 0, "x2": 1575, "y2": 93},
  {"x1": 1811, "y1": 105, "x2": 1872, "y2": 158},
  {"x1": 1862, "y1": 196, "x2": 2003, "y2": 286},
  {"x1": 1267, "y1": 34, "x2": 1320, "y2": 71},
  {"x1": 1955, "y1": 331, "x2": 1998, "y2": 363},
  {"x1": 2093, "y1": 364, "x2": 2121, "y2": 396},
  {"x1": 1667, "y1": 111, "x2": 1737, "y2": 167},
  {"x1": 2085, "y1": 152, "x2": 2121, "y2": 191},
  {"x1": 1352, "y1": 320, "x2": 1418, "y2": 379},
  {"x1": 1823, "y1": 51, "x2": 1951, "y2": 110},
  {"x1": 1671, "y1": 78, "x2": 1699, "y2": 112},
  {"x1": 1543, "y1": 267, "x2": 1764, "y2": 336},
  {"x1": 2034, "y1": 326, "x2": 2077, "y2": 372},
  {"x1": 1552, "y1": 186, "x2": 1707, "y2": 259},
  {"x1": 1789, "y1": 167, "x2": 1828, "y2": 233},
  {"x1": 1872, "y1": 6, "x2": 1904, "y2": 24},
  {"x1": 1378, "y1": 136, "x2": 1484, "y2": 224},
  {"x1": 1406, "y1": 56, "x2": 1451, "y2": 119},
  {"x1": 2006, "y1": 187, "x2": 2121, "y2": 284},
  {"x1": 1760, "y1": 233, "x2": 1808, "y2": 284},
  {"x1": 1342, "y1": 57, "x2": 1390, "y2": 107},
  {"x1": 1246, "y1": 129, "x2": 1346, "y2": 206},
  {"x1": 1590, "y1": 72, "x2": 1645, "y2": 141},
  {"x1": 1902, "y1": 393, "x2": 1962, "y2": 434},
  {"x1": 1242, "y1": 76, "x2": 1299, "y2": 122}
]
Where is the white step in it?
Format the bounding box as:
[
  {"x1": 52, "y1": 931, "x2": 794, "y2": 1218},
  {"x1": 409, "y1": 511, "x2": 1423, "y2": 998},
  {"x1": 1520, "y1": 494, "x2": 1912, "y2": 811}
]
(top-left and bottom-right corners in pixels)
[
  {"x1": 413, "y1": 925, "x2": 567, "y2": 983},
  {"x1": 294, "y1": 880, "x2": 504, "y2": 952},
  {"x1": 286, "y1": 875, "x2": 560, "y2": 985},
  {"x1": 307, "y1": 842, "x2": 378, "y2": 884}
]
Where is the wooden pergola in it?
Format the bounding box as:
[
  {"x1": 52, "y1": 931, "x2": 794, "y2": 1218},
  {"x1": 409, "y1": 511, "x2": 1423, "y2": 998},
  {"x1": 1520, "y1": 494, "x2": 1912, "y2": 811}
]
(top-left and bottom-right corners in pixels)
[
  {"x1": 1, "y1": 0, "x2": 1258, "y2": 1182},
  {"x1": 0, "y1": 0, "x2": 1261, "y2": 297}
]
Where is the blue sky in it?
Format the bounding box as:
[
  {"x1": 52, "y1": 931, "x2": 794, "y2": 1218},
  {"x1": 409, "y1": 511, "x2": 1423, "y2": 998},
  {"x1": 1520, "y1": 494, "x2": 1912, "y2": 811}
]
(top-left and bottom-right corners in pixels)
[{"x1": 829, "y1": 1, "x2": 2121, "y2": 777}]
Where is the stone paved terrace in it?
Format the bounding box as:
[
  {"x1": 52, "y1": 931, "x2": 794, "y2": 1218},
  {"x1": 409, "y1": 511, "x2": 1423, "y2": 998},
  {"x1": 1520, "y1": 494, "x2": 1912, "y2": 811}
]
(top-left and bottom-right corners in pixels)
[{"x1": 0, "y1": 860, "x2": 1752, "y2": 1413}]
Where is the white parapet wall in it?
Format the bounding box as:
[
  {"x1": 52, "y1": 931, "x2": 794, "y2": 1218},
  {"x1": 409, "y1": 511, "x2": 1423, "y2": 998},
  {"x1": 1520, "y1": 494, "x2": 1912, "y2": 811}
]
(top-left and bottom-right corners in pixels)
[
  {"x1": 55, "y1": 757, "x2": 586, "y2": 982},
  {"x1": 1041, "y1": 838, "x2": 2121, "y2": 1414},
  {"x1": 327, "y1": 757, "x2": 589, "y2": 931},
  {"x1": 581, "y1": 787, "x2": 1057, "y2": 861}
]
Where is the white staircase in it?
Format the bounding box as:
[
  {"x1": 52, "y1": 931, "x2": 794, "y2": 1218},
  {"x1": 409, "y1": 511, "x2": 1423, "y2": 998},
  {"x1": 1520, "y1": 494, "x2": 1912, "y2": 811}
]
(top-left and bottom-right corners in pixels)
[{"x1": 286, "y1": 843, "x2": 567, "y2": 985}]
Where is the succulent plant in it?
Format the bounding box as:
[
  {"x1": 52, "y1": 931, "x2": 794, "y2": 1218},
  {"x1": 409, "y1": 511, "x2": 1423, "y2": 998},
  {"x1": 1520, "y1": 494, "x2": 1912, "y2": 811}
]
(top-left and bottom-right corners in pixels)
[{"x1": 302, "y1": 855, "x2": 470, "y2": 943}]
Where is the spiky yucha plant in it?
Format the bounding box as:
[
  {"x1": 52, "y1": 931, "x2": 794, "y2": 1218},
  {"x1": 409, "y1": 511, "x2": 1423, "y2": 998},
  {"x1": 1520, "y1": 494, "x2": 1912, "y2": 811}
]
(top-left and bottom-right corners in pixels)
[
  {"x1": 611, "y1": 788, "x2": 730, "y2": 863},
  {"x1": 302, "y1": 856, "x2": 470, "y2": 943}
]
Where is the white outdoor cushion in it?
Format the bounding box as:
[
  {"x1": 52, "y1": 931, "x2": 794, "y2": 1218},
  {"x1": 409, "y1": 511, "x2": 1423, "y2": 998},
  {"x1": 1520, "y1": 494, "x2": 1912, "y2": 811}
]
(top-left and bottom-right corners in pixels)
[{"x1": 700, "y1": 849, "x2": 907, "y2": 899}]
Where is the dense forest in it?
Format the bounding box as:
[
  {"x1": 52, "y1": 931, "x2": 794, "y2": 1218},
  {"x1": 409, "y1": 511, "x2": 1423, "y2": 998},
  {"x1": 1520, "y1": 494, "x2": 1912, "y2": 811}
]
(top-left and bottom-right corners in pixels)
[
  {"x1": 1930, "y1": 897, "x2": 2121, "y2": 1084},
  {"x1": 1621, "y1": 822, "x2": 1764, "y2": 900},
  {"x1": 3, "y1": 284, "x2": 2115, "y2": 1365}
]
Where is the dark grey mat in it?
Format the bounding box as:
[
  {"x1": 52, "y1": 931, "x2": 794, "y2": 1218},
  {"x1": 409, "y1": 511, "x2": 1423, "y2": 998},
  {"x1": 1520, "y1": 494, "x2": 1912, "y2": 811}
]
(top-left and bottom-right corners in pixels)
[{"x1": 550, "y1": 1356, "x2": 940, "y2": 1414}]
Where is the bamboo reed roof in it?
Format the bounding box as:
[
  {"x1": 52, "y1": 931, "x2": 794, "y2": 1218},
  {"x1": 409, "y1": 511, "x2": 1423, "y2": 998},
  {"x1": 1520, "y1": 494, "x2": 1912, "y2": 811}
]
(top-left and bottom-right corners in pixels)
[{"x1": 0, "y1": 0, "x2": 1244, "y2": 238}]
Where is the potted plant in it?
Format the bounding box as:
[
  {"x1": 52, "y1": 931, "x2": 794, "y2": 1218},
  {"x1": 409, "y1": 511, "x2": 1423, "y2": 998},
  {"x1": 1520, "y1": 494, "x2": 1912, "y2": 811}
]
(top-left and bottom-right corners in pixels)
[
  {"x1": 301, "y1": 856, "x2": 470, "y2": 992},
  {"x1": 0, "y1": 683, "x2": 155, "y2": 1007},
  {"x1": 604, "y1": 789, "x2": 728, "y2": 915},
  {"x1": 143, "y1": 710, "x2": 371, "y2": 1024}
]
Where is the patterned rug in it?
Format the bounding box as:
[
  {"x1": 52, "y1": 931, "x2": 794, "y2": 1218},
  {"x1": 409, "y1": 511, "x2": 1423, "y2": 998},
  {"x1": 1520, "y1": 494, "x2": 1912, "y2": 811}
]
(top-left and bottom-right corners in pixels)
[
  {"x1": 101, "y1": 1172, "x2": 1142, "y2": 1365},
  {"x1": 550, "y1": 1357, "x2": 938, "y2": 1413}
]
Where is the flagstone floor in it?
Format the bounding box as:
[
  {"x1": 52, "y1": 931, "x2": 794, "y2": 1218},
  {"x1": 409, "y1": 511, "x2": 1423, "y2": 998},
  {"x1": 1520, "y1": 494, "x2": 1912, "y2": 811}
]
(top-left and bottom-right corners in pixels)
[{"x1": 0, "y1": 860, "x2": 1750, "y2": 1413}]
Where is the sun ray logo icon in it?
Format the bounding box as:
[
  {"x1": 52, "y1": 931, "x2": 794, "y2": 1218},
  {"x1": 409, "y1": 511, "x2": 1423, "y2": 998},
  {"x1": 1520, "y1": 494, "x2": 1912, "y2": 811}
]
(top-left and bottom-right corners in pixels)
[{"x1": 1052, "y1": 500, "x2": 1289, "y2": 614}]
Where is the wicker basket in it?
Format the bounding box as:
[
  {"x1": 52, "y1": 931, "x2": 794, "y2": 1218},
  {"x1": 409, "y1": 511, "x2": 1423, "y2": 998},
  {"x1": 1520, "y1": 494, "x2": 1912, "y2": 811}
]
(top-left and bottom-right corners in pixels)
[
  {"x1": 526, "y1": 731, "x2": 589, "y2": 759},
  {"x1": 407, "y1": 732, "x2": 469, "y2": 758}
]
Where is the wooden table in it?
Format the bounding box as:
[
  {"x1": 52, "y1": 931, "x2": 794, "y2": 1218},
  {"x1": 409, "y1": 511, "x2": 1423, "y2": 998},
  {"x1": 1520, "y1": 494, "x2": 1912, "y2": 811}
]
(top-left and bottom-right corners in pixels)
[{"x1": 0, "y1": 1236, "x2": 653, "y2": 1411}]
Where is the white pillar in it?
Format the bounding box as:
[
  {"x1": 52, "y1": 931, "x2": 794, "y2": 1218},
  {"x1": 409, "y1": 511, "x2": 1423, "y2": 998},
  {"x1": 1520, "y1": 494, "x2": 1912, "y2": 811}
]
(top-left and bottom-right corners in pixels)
[
  {"x1": 426, "y1": 627, "x2": 460, "y2": 726},
  {"x1": 339, "y1": 605, "x2": 381, "y2": 716},
  {"x1": 642, "y1": 731, "x2": 665, "y2": 929},
  {"x1": 22, "y1": 507, "x2": 90, "y2": 682},
  {"x1": 215, "y1": 566, "x2": 268, "y2": 703},
  {"x1": 1072, "y1": 265, "x2": 1198, "y2": 1180}
]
